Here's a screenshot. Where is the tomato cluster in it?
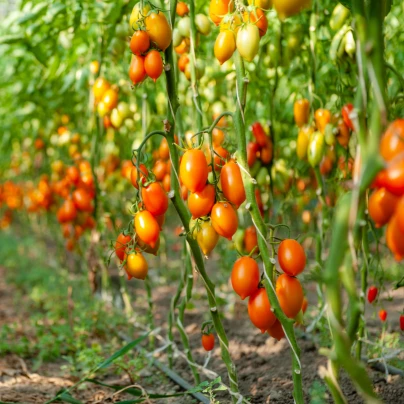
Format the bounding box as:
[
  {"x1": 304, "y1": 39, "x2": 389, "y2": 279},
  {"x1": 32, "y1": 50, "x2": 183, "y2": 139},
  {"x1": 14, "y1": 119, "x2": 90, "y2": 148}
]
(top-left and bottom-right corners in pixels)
[{"x1": 0, "y1": 181, "x2": 25, "y2": 229}]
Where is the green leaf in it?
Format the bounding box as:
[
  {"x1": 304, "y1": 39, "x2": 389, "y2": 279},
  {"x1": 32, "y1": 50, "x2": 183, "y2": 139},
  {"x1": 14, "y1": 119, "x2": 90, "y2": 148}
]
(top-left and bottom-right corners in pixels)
[
  {"x1": 17, "y1": 3, "x2": 48, "y2": 24},
  {"x1": 56, "y1": 391, "x2": 84, "y2": 404},
  {"x1": 0, "y1": 35, "x2": 26, "y2": 45}
]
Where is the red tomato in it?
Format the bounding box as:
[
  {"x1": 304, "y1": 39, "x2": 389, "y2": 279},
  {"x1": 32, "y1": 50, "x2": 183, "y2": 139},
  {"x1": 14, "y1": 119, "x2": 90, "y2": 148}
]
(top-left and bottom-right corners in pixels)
[
  {"x1": 231, "y1": 256, "x2": 260, "y2": 300},
  {"x1": 248, "y1": 288, "x2": 277, "y2": 333},
  {"x1": 244, "y1": 225, "x2": 258, "y2": 254},
  {"x1": 57, "y1": 199, "x2": 77, "y2": 223},
  {"x1": 276, "y1": 274, "x2": 304, "y2": 319},
  {"x1": 130, "y1": 30, "x2": 150, "y2": 55},
  {"x1": 115, "y1": 233, "x2": 132, "y2": 261},
  {"x1": 145, "y1": 50, "x2": 164, "y2": 82},
  {"x1": 367, "y1": 286, "x2": 378, "y2": 304},
  {"x1": 379, "y1": 309, "x2": 387, "y2": 322},
  {"x1": 129, "y1": 55, "x2": 147, "y2": 85},
  {"x1": 400, "y1": 315, "x2": 404, "y2": 331},
  {"x1": 188, "y1": 184, "x2": 215, "y2": 219},
  {"x1": 220, "y1": 160, "x2": 246, "y2": 208},
  {"x1": 179, "y1": 149, "x2": 209, "y2": 193},
  {"x1": 251, "y1": 122, "x2": 269, "y2": 147},
  {"x1": 267, "y1": 319, "x2": 285, "y2": 341},
  {"x1": 201, "y1": 333, "x2": 215, "y2": 351},
  {"x1": 134, "y1": 210, "x2": 160, "y2": 249},
  {"x1": 72, "y1": 188, "x2": 93, "y2": 212},
  {"x1": 368, "y1": 187, "x2": 399, "y2": 228},
  {"x1": 278, "y1": 239, "x2": 306, "y2": 276},
  {"x1": 380, "y1": 119, "x2": 404, "y2": 162},
  {"x1": 247, "y1": 142, "x2": 260, "y2": 167},
  {"x1": 341, "y1": 103, "x2": 355, "y2": 131},
  {"x1": 211, "y1": 202, "x2": 238, "y2": 240},
  {"x1": 141, "y1": 182, "x2": 169, "y2": 216},
  {"x1": 66, "y1": 166, "x2": 80, "y2": 185}
]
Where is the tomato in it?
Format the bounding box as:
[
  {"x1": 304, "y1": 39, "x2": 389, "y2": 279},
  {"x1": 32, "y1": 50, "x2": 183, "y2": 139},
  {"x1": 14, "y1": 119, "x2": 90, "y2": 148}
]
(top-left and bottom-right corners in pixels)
[
  {"x1": 175, "y1": 38, "x2": 190, "y2": 54},
  {"x1": 214, "y1": 30, "x2": 236, "y2": 65},
  {"x1": 396, "y1": 197, "x2": 404, "y2": 234},
  {"x1": 307, "y1": 131, "x2": 325, "y2": 167},
  {"x1": 66, "y1": 166, "x2": 80, "y2": 185},
  {"x1": 130, "y1": 164, "x2": 148, "y2": 189},
  {"x1": 176, "y1": 2, "x2": 189, "y2": 16},
  {"x1": 152, "y1": 160, "x2": 167, "y2": 181},
  {"x1": 102, "y1": 88, "x2": 118, "y2": 110},
  {"x1": 110, "y1": 108, "x2": 122, "y2": 128},
  {"x1": 180, "y1": 149, "x2": 209, "y2": 193},
  {"x1": 244, "y1": 225, "x2": 258, "y2": 254},
  {"x1": 178, "y1": 54, "x2": 190, "y2": 72},
  {"x1": 267, "y1": 319, "x2": 285, "y2": 341},
  {"x1": 383, "y1": 159, "x2": 404, "y2": 196},
  {"x1": 336, "y1": 119, "x2": 350, "y2": 147},
  {"x1": 130, "y1": 3, "x2": 151, "y2": 30},
  {"x1": 243, "y1": 9, "x2": 268, "y2": 37},
  {"x1": 129, "y1": 55, "x2": 147, "y2": 85},
  {"x1": 273, "y1": 0, "x2": 312, "y2": 20},
  {"x1": 57, "y1": 199, "x2": 77, "y2": 223},
  {"x1": 314, "y1": 109, "x2": 331, "y2": 134},
  {"x1": 251, "y1": 122, "x2": 269, "y2": 147},
  {"x1": 278, "y1": 239, "x2": 306, "y2": 276},
  {"x1": 137, "y1": 234, "x2": 160, "y2": 255},
  {"x1": 125, "y1": 252, "x2": 148, "y2": 280},
  {"x1": 400, "y1": 315, "x2": 404, "y2": 331},
  {"x1": 159, "y1": 138, "x2": 170, "y2": 160},
  {"x1": 368, "y1": 187, "x2": 399, "y2": 228},
  {"x1": 141, "y1": 182, "x2": 169, "y2": 216},
  {"x1": 296, "y1": 126, "x2": 312, "y2": 160},
  {"x1": 188, "y1": 184, "x2": 215, "y2": 219},
  {"x1": 294, "y1": 99, "x2": 310, "y2": 127},
  {"x1": 276, "y1": 274, "x2": 304, "y2": 318},
  {"x1": 247, "y1": 142, "x2": 259, "y2": 167},
  {"x1": 260, "y1": 144, "x2": 273, "y2": 164},
  {"x1": 103, "y1": 115, "x2": 112, "y2": 129},
  {"x1": 212, "y1": 145, "x2": 230, "y2": 171},
  {"x1": 341, "y1": 103, "x2": 355, "y2": 131},
  {"x1": 196, "y1": 220, "x2": 219, "y2": 255},
  {"x1": 117, "y1": 102, "x2": 131, "y2": 119},
  {"x1": 380, "y1": 119, "x2": 404, "y2": 162},
  {"x1": 220, "y1": 161, "x2": 246, "y2": 208},
  {"x1": 66, "y1": 238, "x2": 75, "y2": 251},
  {"x1": 178, "y1": 16, "x2": 191, "y2": 37},
  {"x1": 162, "y1": 174, "x2": 171, "y2": 192},
  {"x1": 130, "y1": 30, "x2": 150, "y2": 55},
  {"x1": 145, "y1": 50, "x2": 164, "y2": 82},
  {"x1": 231, "y1": 256, "x2": 260, "y2": 300},
  {"x1": 247, "y1": 0, "x2": 272, "y2": 9},
  {"x1": 72, "y1": 188, "x2": 93, "y2": 212},
  {"x1": 220, "y1": 14, "x2": 241, "y2": 33},
  {"x1": 212, "y1": 128, "x2": 225, "y2": 146},
  {"x1": 379, "y1": 309, "x2": 387, "y2": 322},
  {"x1": 386, "y1": 214, "x2": 404, "y2": 261},
  {"x1": 302, "y1": 296, "x2": 308, "y2": 313},
  {"x1": 209, "y1": 0, "x2": 234, "y2": 26},
  {"x1": 145, "y1": 12, "x2": 172, "y2": 52},
  {"x1": 248, "y1": 288, "x2": 277, "y2": 332},
  {"x1": 236, "y1": 24, "x2": 260, "y2": 62},
  {"x1": 90, "y1": 60, "x2": 99, "y2": 75},
  {"x1": 367, "y1": 286, "x2": 378, "y2": 304},
  {"x1": 211, "y1": 201, "x2": 238, "y2": 240},
  {"x1": 93, "y1": 77, "x2": 110, "y2": 101},
  {"x1": 195, "y1": 14, "x2": 212, "y2": 36},
  {"x1": 134, "y1": 210, "x2": 160, "y2": 249},
  {"x1": 201, "y1": 333, "x2": 215, "y2": 351}
]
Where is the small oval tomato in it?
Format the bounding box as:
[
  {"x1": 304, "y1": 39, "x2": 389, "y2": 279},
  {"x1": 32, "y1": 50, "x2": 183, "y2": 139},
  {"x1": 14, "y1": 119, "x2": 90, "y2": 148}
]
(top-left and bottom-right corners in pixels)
[
  {"x1": 247, "y1": 142, "x2": 260, "y2": 167},
  {"x1": 400, "y1": 315, "x2": 404, "y2": 331},
  {"x1": 341, "y1": 103, "x2": 355, "y2": 131},
  {"x1": 248, "y1": 288, "x2": 277, "y2": 333},
  {"x1": 296, "y1": 126, "x2": 313, "y2": 160},
  {"x1": 180, "y1": 149, "x2": 209, "y2": 193},
  {"x1": 201, "y1": 333, "x2": 215, "y2": 351},
  {"x1": 130, "y1": 30, "x2": 150, "y2": 55},
  {"x1": 379, "y1": 309, "x2": 387, "y2": 322},
  {"x1": 141, "y1": 182, "x2": 168, "y2": 216},
  {"x1": 383, "y1": 159, "x2": 404, "y2": 196},
  {"x1": 72, "y1": 188, "x2": 93, "y2": 212},
  {"x1": 130, "y1": 164, "x2": 148, "y2": 189},
  {"x1": 57, "y1": 199, "x2": 77, "y2": 223},
  {"x1": 367, "y1": 286, "x2": 378, "y2": 304},
  {"x1": 386, "y1": 214, "x2": 404, "y2": 261},
  {"x1": 380, "y1": 119, "x2": 404, "y2": 162},
  {"x1": 278, "y1": 239, "x2": 306, "y2": 276},
  {"x1": 231, "y1": 256, "x2": 260, "y2": 300},
  {"x1": 307, "y1": 131, "x2": 325, "y2": 167},
  {"x1": 220, "y1": 161, "x2": 246, "y2": 208},
  {"x1": 209, "y1": 0, "x2": 234, "y2": 26},
  {"x1": 162, "y1": 174, "x2": 171, "y2": 192},
  {"x1": 314, "y1": 109, "x2": 331, "y2": 134},
  {"x1": 368, "y1": 187, "x2": 399, "y2": 228},
  {"x1": 196, "y1": 14, "x2": 212, "y2": 36},
  {"x1": 302, "y1": 296, "x2": 308, "y2": 313},
  {"x1": 129, "y1": 55, "x2": 147, "y2": 85},
  {"x1": 125, "y1": 252, "x2": 148, "y2": 280},
  {"x1": 336, "y1": 119, "x2": 351, "y2": 148},
  {"x1": 211, "y1": 201, "x2": 238, "y2": 240},
  {"x1": 294, "y1": 99, "x2": 310, "y2": 127},
  {"x1": 134, "y1": 210, "x2": 160, "y2": 249},
  {"x1": 267, "y1": 319, "x2": 285, "y2": 341},
  {"x1": 276, "y1": 274, "x2": 304, "y2": 319},
  {"x1": 243, "y1": 9, "x2": 268, "y2": 37},
  {"x1": 214, "y1": 30, "x2": 236, "y2": 65},
  {"x1": 93, "y1": 77, "x2": 110, "y2": 101},
  {"x1": 196, "y1": 220, "x2": 219, "y2": 255},
  {"x1": 176, "y1": 1, "x2": 189, "y2": 16},
  {"x1": 102, "y1": 88, "x2": 119, "y2": 110},
  {"x1": 188, "y1": 184, "x2": 215, "y2": 219},
  {"x1": 212, "y1": 145, "x2": 230, "y2": 171},
  {"x1": 145, "y1": 11, "x2": 172, "y2": 51},
  {"x1": 159, "y1": 138, "x2": 170, "y2": 160},
  {"x1": 115, "y1": 233, "x2": 132, "y2": 261},
  {"x1": 236, "y1": 24, "x2": 260, "y2": 62},
  {"x1": 152, "y1": 160, "x2": 167, "y2": 181},
  {"x1": 145, "y1": 50, "x2": 164, "y2": 82},
  {"x1": 178, "y1": 54, "x2": 190, "y2": 72},
  {"x1": 251, "y1": 122, "x2": 269, "y2": 147},
  {"x1": 212, "y1": 128, "x2": 225, "y2": 146},
  {"x1": 244, "y1": 225, "x2": 258, "y2": 254},
  {"x1": 260, "y1": 144, "x2": 273, "y2": 164},
  {"x1": 66, "y1": 166, "x2": 80, "y2": 185}
]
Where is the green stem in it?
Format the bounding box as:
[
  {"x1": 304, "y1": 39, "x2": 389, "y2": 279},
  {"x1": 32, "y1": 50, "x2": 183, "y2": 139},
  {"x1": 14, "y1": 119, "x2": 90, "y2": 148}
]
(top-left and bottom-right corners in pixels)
[{"x1": 144, "y1": 276, "x2": 155, "y2": 349}]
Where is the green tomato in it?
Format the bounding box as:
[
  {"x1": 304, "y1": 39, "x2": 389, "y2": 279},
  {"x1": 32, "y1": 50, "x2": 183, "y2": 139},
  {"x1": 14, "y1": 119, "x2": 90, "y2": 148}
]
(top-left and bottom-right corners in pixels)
[
  {"x1": 124, "y1": 118, "x2": 135, "y2": 130},
  {"x1": 178, "y1": 16, "x2": 191, "y2": 38},
  {"x1": 236, "y1": 24, "x2": 260, "y2": 63},
  {"x1": 110, "y1": 108, "x2": 123, "y2": 128},
  {"x1": 173, "y1": 28, "x2": 183, "y2": 47},
  {"x1": 307, "y1": 131, "x2": 325, "y2": 167},
  {"x1": 130, "y1": 3, "x2": 151, "y2": 31},
  {"x1": 195, "y1": 14, "x2": 211, "y2": 36},
  {"x1": 324, "y1": 124, "x2": 336, "y2": 146},
  {"x1": 117, "y1": 102, "x2": 131, "y2": 119}
]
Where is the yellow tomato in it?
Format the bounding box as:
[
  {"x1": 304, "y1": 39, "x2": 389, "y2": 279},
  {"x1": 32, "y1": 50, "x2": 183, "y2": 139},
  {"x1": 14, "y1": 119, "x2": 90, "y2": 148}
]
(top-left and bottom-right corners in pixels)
[
  {"x1": 214, "y1": 30, "x2": 236, "y2": 65},
  {"x1": 145, "y1": 12, "x2": 172, "y2": 51}
]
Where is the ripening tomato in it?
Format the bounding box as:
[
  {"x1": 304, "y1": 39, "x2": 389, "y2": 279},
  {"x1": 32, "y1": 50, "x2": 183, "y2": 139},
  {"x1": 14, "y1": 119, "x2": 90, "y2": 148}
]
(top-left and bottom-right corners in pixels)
[
  {"x1": 260, "y1": 144, "x2": 273, "y2": 164},
  {"x1": 212, "y1": 145, "x2": 230, "y2": 171},
  {"x1": 66, "y1": 166, "x2": 80, "y2": 185},
  {"x1": 251, "y1": 122, "x2": 268, "y2": 147},
  {"x1": 209, "y1": 0, "x2": 234, "y2": 26},
  {"x1": 159, "y1": 138, "x2": 170, "y2": 160},
  {"x1": 176, "y1": 1, "x2": 190, "y2": 16},
  {"x1": 90, "y1": 60, "x2": 99, "y2": 75},
  {"x1": 178, "y1": 54, "x2": 190, "y2": 72},
  {"x1": 244, "y1": 225, "x2": 258, "y2": 254},
  {"x1": 236, "y1": 24, "x2": 260, "y2": 62},
  {"x1": 220, "y1": 161, "x2": 246, "y2": 208},
  {"x1": 379, "y1": 309, "x2": 387, "y2": 322},
  {"x1": 152, "y1": 160, "x2": 167, "y2": 181},
  {"x1": 294, "y1": 99, "x2": 310, "y2": 127},
  {"x1": 336, "y1": 119, "x2": 350, "y2": 148},
  {"x1": 145, "y1": 50, "x2": 164, "y2": 82},
  {"x1": 276, "y1": 274, "x2": 304, "y2": 318},
  {"x1": 180, "y1": 149, "x2": 209, "y2": 193},
  {"x1": 248, "y1": 288, "x2": 277, "y2": 332},
  {"x1": 162, "y1": 174, "x2": 171, "y2": 192},
  {"x1": 141, "y1": 182, "x2": 168, "y2": 216},
  {"x1": 214, "y1": 30, "x2": 236, "y2": 65},
  {"x1": 383, "y1": 159, "x2": 404, "y2": 196},
  {"x1": 102, "y1": 88, "x2": 118, "y2": 110},
  {"x1": 134, "y1": 210, "x2": 160, "y2": 249},
  {"x1": 400, "y1": 315, "x2": 404, "y2": 331},
  {"x1": 267, "y1": 319, "x2": 285, "y2": 341},
  {"x1": 273, "y1": 0, "x2": 312, "y2": 20},
  {"x1": 396, "y1": 197, "x2": 404, "y2": 234},
  {"x1": 307, "y1": 131, "x2": 325, "y2": 167},
  {"x1": 212, "y1": 128, "x2": 225, "y2": 146},
  {"x1": 126, "y1": 252, "x2": 148, "y2": 280},
  {"x1": 231, "y1": 257, "x2": 260, "y2": 300},
  {"x1": 301, "y1": 296, "x2": 308, "y2": 313},
  {"x1": 129, "y1": 55, "x2": 147, "y2": 85},
  {"x1": 145, "y1": 12, "x2": 172, "y2": 51},
  {"x1": 130, "y1": 164, "x2": 148, "y2": 189},
  {"x1": 341, "y1": 103, "x2": 355, "y2": 131},
  {"x1": 247, "y1": 0, "x2": 272, "y2": 9},
  {"x1": 211, "y1": 202, "x2": 238, "y2": 240},
  {"x1": 368, "y1": 187, "x2": 399, "y2": 228},
  {"x1": 314, "y1": 109, "x2": 331, "y2": 134},
  {"x1": 196, "y1": 220, "x2": 219, "y2": 255},
  {"x1": 93, "y1": 77, "x2": 110, "y2": 101},
  {"x1": 57, "y1": 199, "x2": 77, "y2": 223},
  {"x1": 130, "y1": 30, "x2": 150, "y2": 55},
  {"x1": 188, "y1": 184, "x2": 215, "y2": 219},
  {"x1": 130, "y1": 3, "x2": 151, "y2": 30},
  {"x1": 72, "y1": 188, "x2": 93, "y2": 212},
  {"x1": 380, "y1": 119, "x2": 404, "y2": 162},
  {"x1": 243, "y1": 9, "x2": 268, "y2": 37},
  {"x1": 201, "y1": 333, "x2": 215, "y2": 351},
  {"x1": 386, "y1": 214, "x2": 404, "y2": 261},
  {"x1": 367, "y1": 286, "x2": 378, "y2": 304},
  {"x1": 247, "y1": 142, "x2": 260, "y2": 167},
  {"x1": 278, "y1": 239, "x2": 306, "y2": 276}
]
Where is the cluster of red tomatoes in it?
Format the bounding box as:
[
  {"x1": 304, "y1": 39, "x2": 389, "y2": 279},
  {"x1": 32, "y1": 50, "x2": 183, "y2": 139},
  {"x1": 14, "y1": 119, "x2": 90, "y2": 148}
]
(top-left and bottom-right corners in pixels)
[
  {"x1": 247, "y1": 122, "x2": 273, "y2": 168},
  {"x1": 53, "y1": 160, "x2": 96, "y2": 251},
  {"x1": 231, "y1": 239, "x2": 307, "y2": 340},
  {"x1": 368, "y1": 119, "x2": 404, "y2": 261},
  {"x1": 128, "y1": 3, "x2": 172, "y2": 84}
]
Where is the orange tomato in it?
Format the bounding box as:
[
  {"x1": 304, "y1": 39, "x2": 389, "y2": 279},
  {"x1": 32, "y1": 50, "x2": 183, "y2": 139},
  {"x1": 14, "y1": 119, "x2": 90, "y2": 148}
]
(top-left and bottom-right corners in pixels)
[
  {"x1": 130, "y1": 164, "x2": 148, "y2": 189},
  {"x1": 125, "y1": 252, "x2": 148, "y2": 280},
  {"x1": 141, "y1": 182, "x2": 169, "y2": 216},
  {"x1": 129, "y1": 55, "x2": 147, "y2": 85},
  {"x1": 134, "y1": 210, "x2": 160, "y2": 249},
  {"x1": 93, "y1": 77, "x2": 110, "y2": 101},
  {"x1": 368, "y1": 187, "x2": 399, "y2": 228},
  {"x1": 176, "y1": 2, "x2": 190, "y2": 16},
  {"x1": 276, "y1": 274, "x2": 304, "y2": 318},
  {"x1": 293, "y1": 98, "x2": 310, "y2": 127},
  {"x1": 278, "y1": 239, "x2": 306, "y2": 276},
  {"x1": 159, "y1": 138, "x2": 170, "y2": 160},
  {"x1": 57, "y1": 199, "x2": 77, "y2": 223},
  {"x1": 179, "y1": 149, "x2": 209, "y2": 193},
  {"x1": 248, "y1": 288, "x2": 277, "y2": 333},
  {"x1": 211, "y1": 201, "x2": 238, "y2": 240},
  {"x1": 209, "y1": 0, "x2": 234, "y2": 26},
  {"x1": 231, "y1": 256, "x2": 260, "y2": 300},
  {"x1": 144, "y1": 50, "x2": 164, "y2": 82},
  {"x1": 242, "y1": 8, "x2": 268, "y2": 37},
  {"x1": 178, "y1": 54, "x2": 190, "y2": 72},
  {"x1": 220, "y1": 161, "x2": 246, "y2": 208},
  {"x1": 386, "y1": 215, "x2": 404, "y2": 261},
  {"x1": 145, "y1": 12, "x2": 172, "y2": 51},
  {"x1": 188, "y1": 184, "x2": 216, "y2": 219},
  {"x1": 315, "y1": 109, "x2": 331, "y2": 134},
  {"x1": 102, "y1": 88, "x2": 118, "y2": 110},
  {"x1": 380, "y1": 119, "x2": 404, "y2": 162},
  {"x1": 267, "y1": 319, "x2": 285, "y2": 341},
  {"x1": 244, "y1": 225, "x2": 258, "y2": 254},
  {"x1": 72, "y1": 188, "x2": 94, "y2": 212},
  {"x1": 212, "y1": 128, "x2": 225, "y2": 146},
  {"x1": 130, "y1": 30, "x2": 150, "y2": 55},
  {"x1": 152, "y1": 160, "x2": 167, "y2": 181}
]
